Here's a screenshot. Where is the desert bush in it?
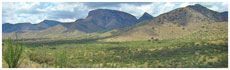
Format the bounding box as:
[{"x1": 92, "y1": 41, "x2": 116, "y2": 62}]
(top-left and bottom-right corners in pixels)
[
  {"x1": 29, "y1": 45, "x2": 54, "y2": 67},
  {"x1": 3, "y1": 33, "x2": 24, "y2": 68},
  {"x1": 54, "y1": 49, "x2": 68, "y2": 68},
  {"x1": 29, "y1": 51, "x2": 54, "y2": 64}
]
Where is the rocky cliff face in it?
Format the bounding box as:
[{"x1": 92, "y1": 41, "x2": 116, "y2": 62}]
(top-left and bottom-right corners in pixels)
[{"x1": 64, "y1": 9, "x2": 139, "y2": 33}]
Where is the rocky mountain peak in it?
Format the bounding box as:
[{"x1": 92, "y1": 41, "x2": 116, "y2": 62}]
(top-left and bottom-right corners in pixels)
[
  {"x1": 186, "y1": 4, "x2": 227, "y2": 22},
  {"x1": 73, "y1": 9, "x2": 138, "y2": 33},
  {"x1": 138, "y1": 12, "x2": 154, "y2": 22}
]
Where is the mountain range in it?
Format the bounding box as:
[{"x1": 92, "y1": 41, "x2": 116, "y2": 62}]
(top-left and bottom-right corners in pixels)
[
  {"x1": 2, "y1": 4, "x2": 228, "y2": 41},
  {"x1": 3, "y1": 9, "x2": 154, "y2": 34},
  {"x1": 3, "y1": 20, "x2": 62, "y2": 33}
]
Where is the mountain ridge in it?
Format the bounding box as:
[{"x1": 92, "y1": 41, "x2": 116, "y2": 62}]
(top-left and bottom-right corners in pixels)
[
  {"x1": 101, "y1": 4, "x2": 228, "y2": 42},
  {"x1": 2, "y1": 20, "x2": 62, "y2": 33}
]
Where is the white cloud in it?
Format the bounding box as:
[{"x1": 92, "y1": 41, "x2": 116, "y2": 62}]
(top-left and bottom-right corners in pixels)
[
  {"x1": 2, "y1": 2, "x2": 228, "y2": 24},
  {"x1": 118, "y1": 2, "x2": 177, "y2": 18},
  {"x1": 188, "y1": 2, "x2": 228, "y2": 12},
  {"x1": 3, "y1": 2, "x2": 45, "y2": 24},
  {"x1": 56, "y1": 18, "x2": 76, "y2": 22},
  {"x1": 179, "y1": 2, "x2": 191, "y2": 7},
  {"x1": 210, "y1": 6, "x2": 219, "y2": 11},
  {"x1": 2, "y1": 2, "x2": 90, "y2": 24}
]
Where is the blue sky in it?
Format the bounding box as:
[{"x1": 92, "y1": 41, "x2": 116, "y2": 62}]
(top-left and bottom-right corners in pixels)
[{"x1": 2, "y1": 2, "x2": 228, "y2": 24}]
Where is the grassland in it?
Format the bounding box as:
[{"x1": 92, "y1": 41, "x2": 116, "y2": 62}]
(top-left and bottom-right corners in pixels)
[{"x1": 2, "y1": 22, "x2": 228, "y2": 68}]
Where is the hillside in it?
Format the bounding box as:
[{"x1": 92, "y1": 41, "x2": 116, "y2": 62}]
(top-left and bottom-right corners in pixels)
[
  {"x1": 102, "y1": 4, "x2": 227, "y2": 42},
  {"x1": 221, "y1": 11, "x2": 228, "y2": 21},
  {"x1": 3, "y1": 24, "x2": 86, "y2": 39}
]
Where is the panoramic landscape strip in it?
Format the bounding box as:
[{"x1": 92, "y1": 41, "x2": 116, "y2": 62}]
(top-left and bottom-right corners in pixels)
[{"x1": 2, "y1": 2, "x2": 228, "y2": 68}]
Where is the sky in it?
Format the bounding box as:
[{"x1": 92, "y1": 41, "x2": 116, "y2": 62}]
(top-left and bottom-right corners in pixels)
[{"x1": 2, "y1": 2, "x2": 228, "y2": 24}]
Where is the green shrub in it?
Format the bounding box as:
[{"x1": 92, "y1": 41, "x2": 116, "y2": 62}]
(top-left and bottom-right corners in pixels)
[
  {"x1": 29, "y1": 45, "x2": 54, "y2": 67},
  {"x1": 3, "y1": 33, "x2": 24, "y2": 68},
  {"x1": 54, "y1": 49, "x2": 68, "y2": 68}
]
